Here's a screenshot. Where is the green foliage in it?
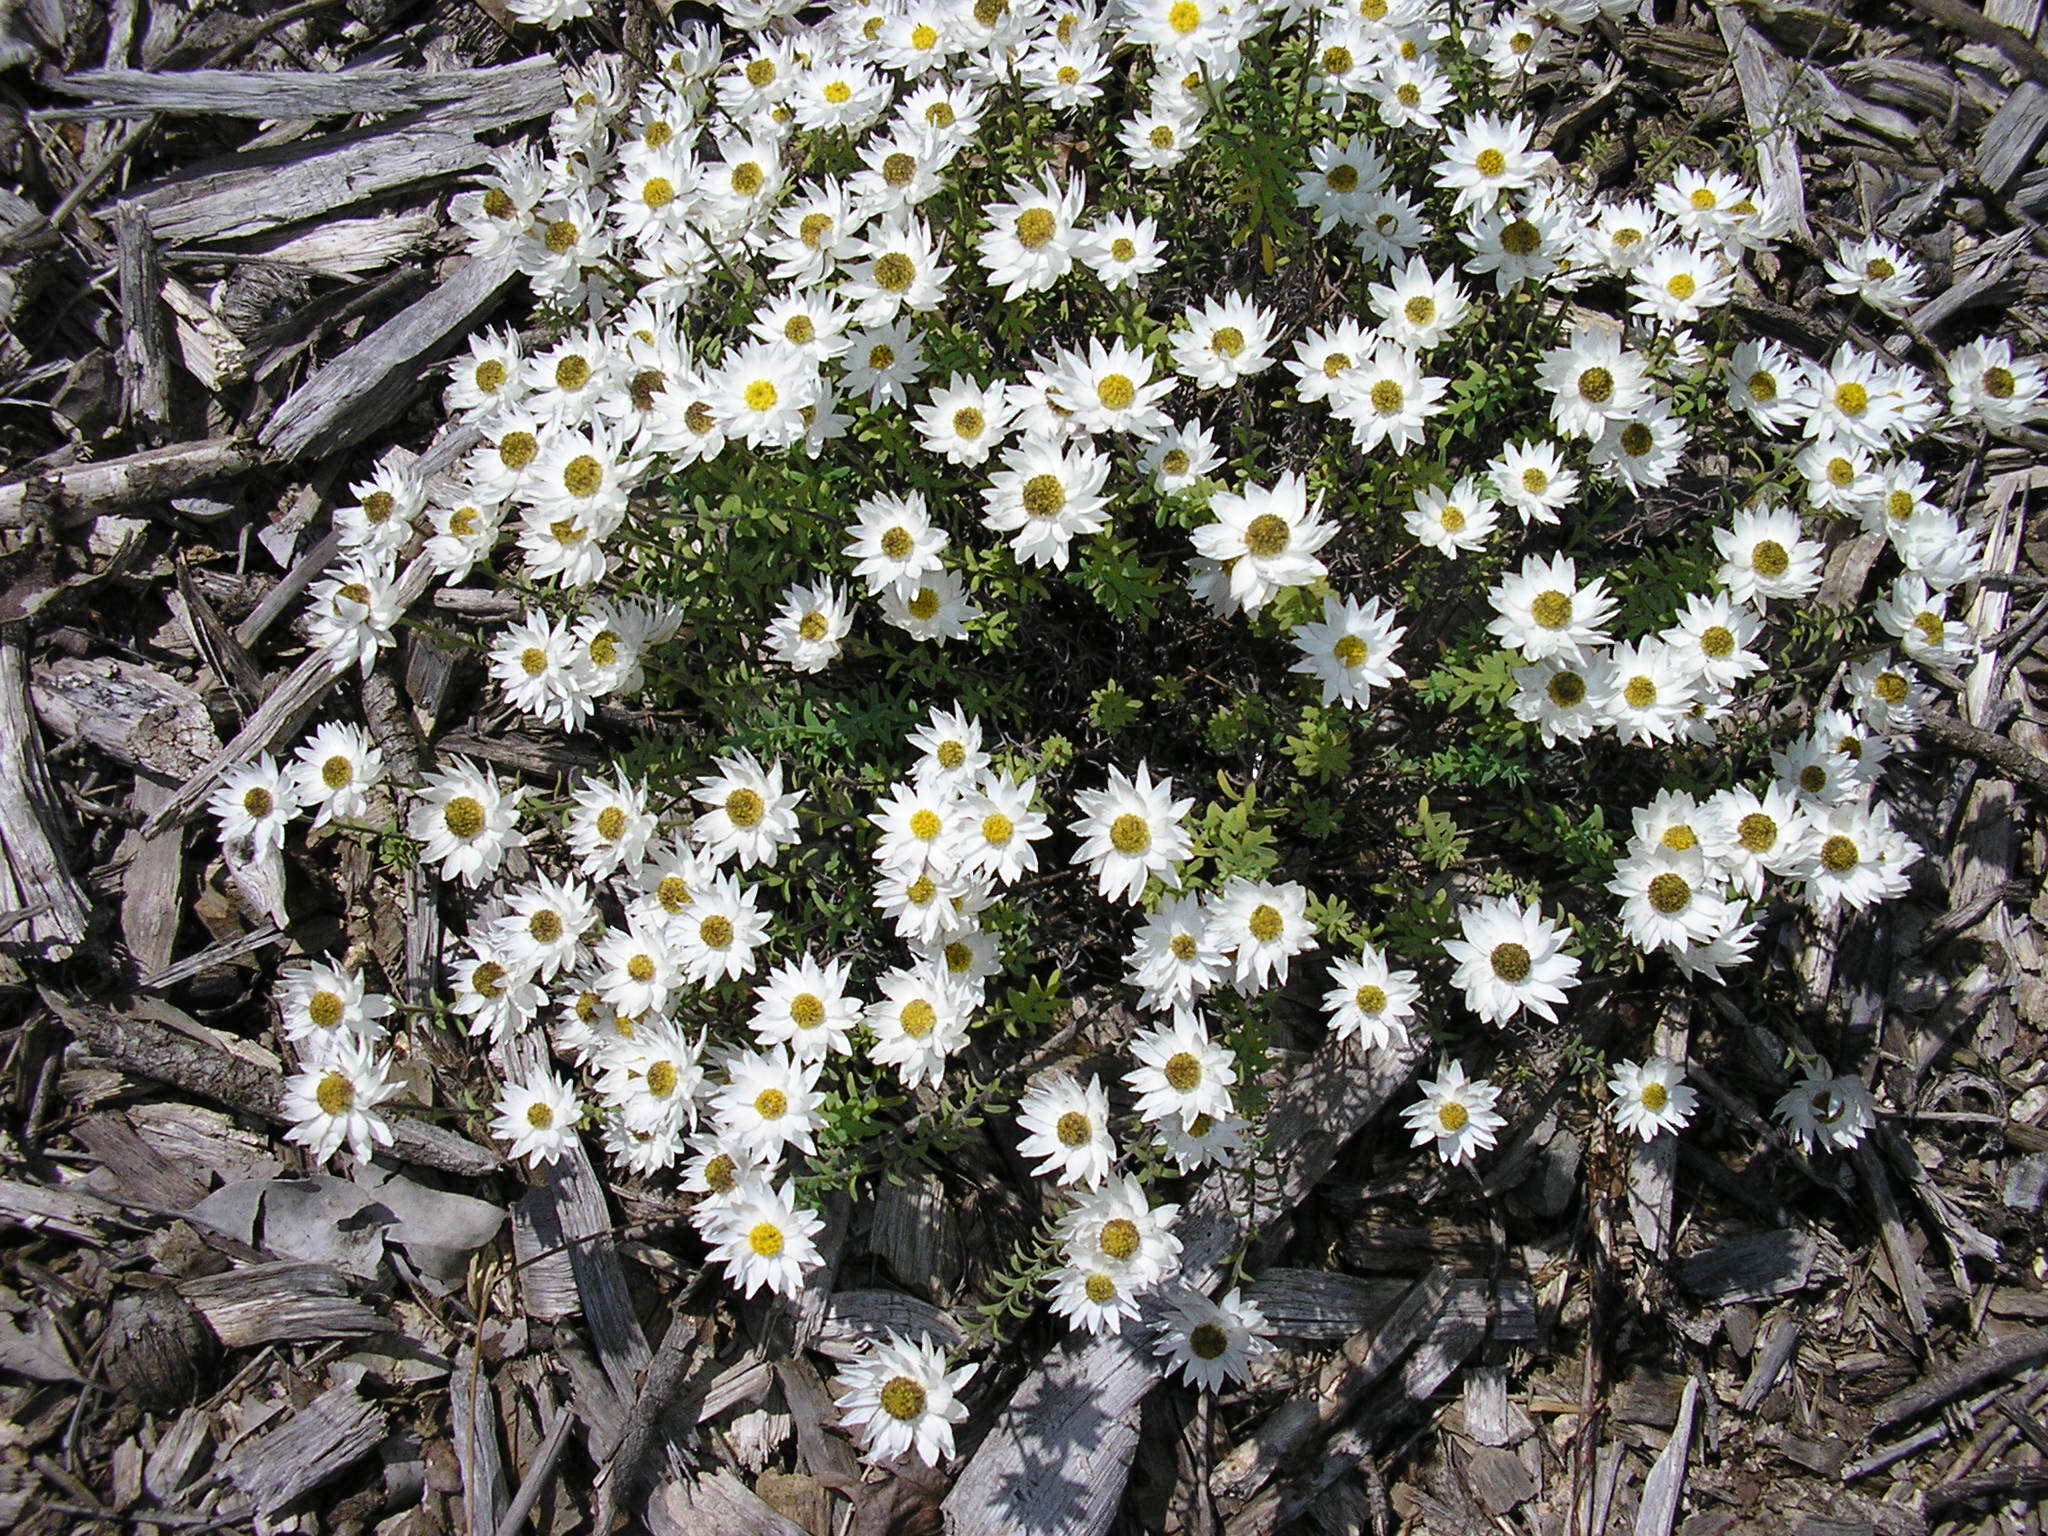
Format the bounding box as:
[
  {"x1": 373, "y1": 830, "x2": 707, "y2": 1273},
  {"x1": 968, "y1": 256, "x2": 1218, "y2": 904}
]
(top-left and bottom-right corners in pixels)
[
  {"x1": 1087, "y1": 680, "x2": 1143, "y2": 732},
  {"x1": 1399, "y1": 795, "x2": 1471, "y2": 871}
]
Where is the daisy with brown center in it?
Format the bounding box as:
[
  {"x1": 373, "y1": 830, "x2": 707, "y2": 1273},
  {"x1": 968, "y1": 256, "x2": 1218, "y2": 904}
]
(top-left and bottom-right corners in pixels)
[
  {"x1": 284, "y1": 1034, "x2": 401, "y2": 1166},
  {"x1": 1153, "y1": 1287, "x2": 1275, "y2": 1391},
  {"x1": 832, "y1": 1331, "x2": 977, "y2": 1467},
  {"x1": 1015, "y1": 1071, "x2": 1117, "y2": 1188}
]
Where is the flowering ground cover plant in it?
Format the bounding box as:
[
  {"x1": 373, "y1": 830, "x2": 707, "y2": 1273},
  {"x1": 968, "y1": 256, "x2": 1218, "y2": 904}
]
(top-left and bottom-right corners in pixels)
[{"x1": 189, "y1": 0, "x2": 2046, "y2": 1492}]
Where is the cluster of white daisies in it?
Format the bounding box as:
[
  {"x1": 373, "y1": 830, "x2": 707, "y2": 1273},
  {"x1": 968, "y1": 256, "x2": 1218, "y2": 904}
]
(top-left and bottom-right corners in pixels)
[{"x1": 199, "y1": 0, "x2": 2048, "y2": 1456}]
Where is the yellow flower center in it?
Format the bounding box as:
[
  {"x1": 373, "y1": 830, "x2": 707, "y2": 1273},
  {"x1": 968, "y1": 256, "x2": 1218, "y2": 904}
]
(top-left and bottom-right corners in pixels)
[
  {"x1": 1109, "y1": 813, "x2": 1150, "y2": 855},
  {"x1": 748, "y1": 1222, "x2": 784, "y2": 1257},
  {"x1": 1820, "y1": 835, "x2": 1859, "y2": 874},
  {"x1": 1748, "y1": 370, "x2": 1777, "y2": 402},
  {"x1": 1097, "y1": 374, "x2": 1137, "y2": 410},
  {"x1": 1874, "y1": 672, "x2": 1909, "y2": 705},
  {"x1": 790, "y1": 994, "x2": 826, "y2": 1029},
  {"x1": 1474, "y1": 148, "x2": 1507, "y2": 178},
  {"x1": 1577, "y1": 366, "x2": 1613, "y2": 404},
  {"x1": 443, "y1": 796, "x2": 486, "y2": 839},
  {"x1": 1099, "y1": 1217, "x2": 1141, "y2": 1260},
  {"x1": 907, "y1": 587, "x2": 941, "y2": 621},
  {"x1": 1491, "y1": 942, "x2": 1531, "y2": 982},
  {"x1": 909, "y1": 808, "x2": 943, "y2": 842},
  {"x1": 1912, "y1": 612, "x2": 1945, "y2": 646},
  {"x1": 883, "y1": 152, "x2": 918, "y2": 188},
  {"x1": 526, "y1": 1101, "x2": 553, "y2": 1129},
  {"x1": 874, "y1": 252, "x2": 916, "y2": 292},
  {"x1": 726, "y1": 788, "x2": 765, "y2": 828},
  {"x1": 1015, "y1": 207, "x2": 1058, "y2": 249},
  {"x1": 1984, "y1": 366, "x2": 2016, "y2": 399},
  {"x1": 242, "y1": 786, "x2": 274, "y2": 819},
  {"x1": 562, "y1": 455, "x2": 603, "y2": 498},
  {"x1": 1370, "y1": 379, "x2": 1404, "y2": 414},
  {"x1": 1437, "y1": 1100, "x2": 1469, "y2": 1131},
  {"x1": 900, "y1": 999, "x2": 937, "y2": 1038},
  {"x1": 952, "y1": 407, "x2": 985, "y2": 439},
  {"x1": 982, "y1": 813, "x2": 1014, "y2": 846},
  {"x1": 315, "y1": 1072, "x2": 354, "y2": 1116},
  {"x1": 1247, "y1": 903, "x2": 1284, "y2": 942},
  {"x1": 627, "y1": 955, "x2": 657, "y2": 984},
  {"x1": 1700, "y1": 625, "x2": 1735, "y2": 659},
  {"x1": 784, "y1": 315, "x2": 816, "y2": 346},
  {"x1": 1164, "y1": 1052, "x2": 1203, "y2": 1091},
  {"x1": 1085, "y1": 1272, "x2": 1117, "y2": 1303},
  {"x1": 744, "y1": 379, "x2": 779, "y2": 412},
  {"x1": 1170, "y1": 933, "x2": 1198, "y2": 961},
  {"x1": 1189, "y1": 1322, "x2": 1230, "y2": 1359},
  {"x1": 730, "y1": 162, "x2": 765, "y2": 196},
  {"x1": 1623, "y1": 676, "x2": 1657, "y2": 709},
  {"x1": 1640, "y1": 1081, "x2": 1670, "y2": 1112},
  {"x1": 1211, "y1": 326, "x2": 1245, "y2": 359},
  {"x1": 528, "y1": 910, "x2": 563, "y2": 944},
  {"x1": 307, "y1": 991, "x2": 345, "y2": 1029},
  {"x1": 1530, "y1": 591, "x2": 1572, "y2": 629},
  {"x1": 1646, "y1": 873, "x2": 1691, "y2": 914},
  {"x1": 1354, "y1": 984, "x2": 1386, "y2": 1014},
  {"x1": 754, "y1": 1088, "x2": 788, "y2": 1120},
  {"x1": 482, "y1": 187, "x2": 516, "y2": 219},
  {"x1": 1056, "y1": 1110, "x2": 1092, "y2": 1147},
  {"x1": 1022, "y1": 474, "x2": 1066, "y2": 517},
  {"x1": 1666, "y1": 272, "x2": 1697, "y2": 301},
  {"x1": 1750, "y1": 539, "x2": 1790, "y2": 577},
  {"x1": 880, "y1": 1376, "x2": 928, "y2": 1420},
  {"x1": 1334, "y1": 634, "x2": 1369, "y2": 668},
  {"x1": 906, "y1": 876, "x2": 937, "y2": 905},
  {"x1": 657, "y1": 876, "x2": 691, "y2": 913},
  {"x1": 1169, "y1": 0, "x2": 1201, "y2": 30},
  {"x1": 543, "y1": 219, "x2": 578, "y2": 254},
  {"x1": 1834, "y1": 381, "x2": 1868, "y2": 416},
  {"x1": 700, "y1": 914, "x2": 734, "y2": 948},
  {"x1": 1243, "y1": 513, "x2": 1290, "y2": 558},
  {"x1": 645, "y1": 1059, "x2": 677, "y2": 1096}
]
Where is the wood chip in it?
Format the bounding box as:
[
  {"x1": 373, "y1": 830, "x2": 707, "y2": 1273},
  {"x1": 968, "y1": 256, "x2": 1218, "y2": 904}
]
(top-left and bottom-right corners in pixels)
[
  {"x1": 258, "y1": 249, "x2": 519, "y2": 463},
  {"x1": 0, "y1": 627, "x2": 91, "y2": 954},
  {"x1": 1632, "y1": 1375, "x2": 1700, "y2": 1536},
  {"x1": 50, "y1": 59, "x2": 560, "y2": 119},
  {"x1": 178, "y1": 1261, "x2": 395, "y2": 1347},
  {"x1": 214, "y1": 1379, "x2": 388, "y2": 1515}
]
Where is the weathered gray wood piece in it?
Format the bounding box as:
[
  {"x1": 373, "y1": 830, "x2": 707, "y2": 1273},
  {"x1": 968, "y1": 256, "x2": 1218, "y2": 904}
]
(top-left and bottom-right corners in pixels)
[
  {"x1": 32, "y1": 656, "x2": 219, "y2": 782},
  {"x1": 178, "y1": 1261, "x2": 394, "y2": 1347},
  {"x1": 0, "y1": 438, "x2": 257, "y2": 528},
  {"x1": 114, "y1": 202, "x2": 173, "y2": 435},
  {"x1": 0, "y1": 628, "x2": 90, "y2": 955},
  {"x1": 1711, "y1": 6, "x2": 1812, "y2": 237},
  {"x1": 259, "y1": 249, "x2": 519, "y2": 462},
  {"x1": 453, "y1": 1345, "x2": 510, "y2": 1536},
  {"x1": 942, "y1": 1033, "x2": 1425, "y2": 1536},
  {"x1": 49, "y1": 59, "x2": 559, "y2": 119},
  {"x1": 214, "y1": 1380, "x2": 389, "y2": 1515},
  {"x1": 107, "y1": 121, "x2": 496, "y2": 245},
  {"x1": 1633, "y1": 1375, "x2": 1701, "y2": 1536},
  {"x1": 1978, "y1": 81, "x2": 2048, "y2": 193},
  {"x1": 47, "y1": 992, "x2": 503, "y2": 1178}
]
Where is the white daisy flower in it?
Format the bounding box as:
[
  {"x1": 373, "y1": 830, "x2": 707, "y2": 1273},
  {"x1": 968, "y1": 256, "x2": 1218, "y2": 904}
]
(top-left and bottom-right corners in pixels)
[
  {"x1": 1712, "y1": 505, "x2": 1823, "y2": 608},
  {"x1": 408, "y1": 758, "x2": 525, "y2": 887},
  {"x1": 277, "y1": 958, "x2": 392, "y2": 1046},
  {"x1": 980, "y1": 436, "x2": 1111, "y2": 570},
  {"x1": 1402, "y1": 1058, "x2": 1507, "y2": 1165},
  {"x1": 1068, "y1": 762, "x2": 1195, "y2": 906},
  {"x1": 1485, "y1": 552, "x2": 1616, "y2": 663},
  {"x1": 283, "y1": 1034, "x2": 400, "y2": 1165},
  {"x1": 1014, "y1": 1071, "x2": 1117, "y2": 1188},
  {"x1": 1124, "y1": 894, "x2": 1228, "y2": 1013},
  {"x1": 866, "y1": 964, "x2": 972, "y2": 1089},
  {"x1": 1442, "y1": 896, "x2": 1580, "y2": 1025},
  {"x1": 1205, "y1": 877, "x2": 1317, "y2": 993},
  {"x1": 691, "y1": 750, "x2": 806, "y2": 871},
  {"x1": 713, "y1": 1048, "x2": 823, "y2": 1163},
  {"x1": 702, "y1": 1175, "x2": 826, "y2": 1299},
  {"x1": 1775, "y1": 1069, "x2": 1877, "y2": 1155},
  {"x1": 1187, "y1": 472, "x2": 1338, "y2": 615},
  {"x1": 1153, "y1": 1287, "x2": 1274, "y2": 1391},
  {"x1": 1287, "y1": 592, "x2": 1407, "y2": 710},
  {"x1": 832, "y1": 1331, "x2": 977, "y2": 1468},
  {"x1": 210, "y1": 754, "x2": 301, "y2": 853},
  {"x1": 1607, "y1": 1057, "x2": 1699, "y2": 1140},
  {"x1": 1321, "y1": 946, "x2": 1420, "y2": 1050},
  {"x1": 1124, "y1": 1013, "x2": 1237, "y2": 1127},
  {"x1": 1404, "y1": 476, "x2": 1499, "y2": 557},
  {"x1": 877, "y1": 568, "x2": 982, "y2": 644},
  {"x1": 490, "y1": 1067, "x2": 585, "y2": 1167},
  {"x1": 1170, "y1": 292, "x2": 1280, "y2": 391},
  {"x1": 749, "y1": 953, "x2": 860, "y2": 1061}
]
